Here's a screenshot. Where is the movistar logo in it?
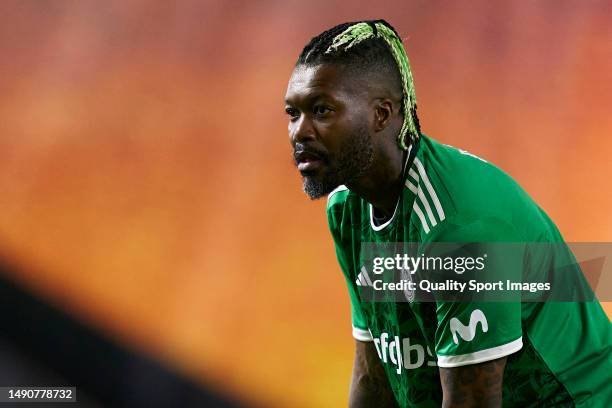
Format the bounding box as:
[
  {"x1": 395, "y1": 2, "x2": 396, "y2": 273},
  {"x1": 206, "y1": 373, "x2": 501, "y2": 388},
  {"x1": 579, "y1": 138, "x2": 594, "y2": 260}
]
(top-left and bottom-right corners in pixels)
[{"x1": 449, "y1": 309, "x2": 488, "y2": 344}]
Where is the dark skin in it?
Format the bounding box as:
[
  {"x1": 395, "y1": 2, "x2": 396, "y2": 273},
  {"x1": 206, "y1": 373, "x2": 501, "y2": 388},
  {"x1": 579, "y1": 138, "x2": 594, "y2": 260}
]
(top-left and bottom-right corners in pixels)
[
  {"x1": 350, "y1": 340, "x2": 399, "y2": 408},
  {"x1": 440, "y1": 358, "x2": 507, "y2": 407},
  {"x1": 285, "y1": 63, "x2": 506, "y2": 407},
  {"x1": 285, "y1": 63, "x2": 404, "y2": 216}
]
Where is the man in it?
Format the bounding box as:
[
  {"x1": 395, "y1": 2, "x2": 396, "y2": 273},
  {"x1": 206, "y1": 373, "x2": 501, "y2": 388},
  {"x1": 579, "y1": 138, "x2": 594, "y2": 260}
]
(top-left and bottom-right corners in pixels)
[{"x1": 284, "y1": 20, "x2": 611, "y2": 407}]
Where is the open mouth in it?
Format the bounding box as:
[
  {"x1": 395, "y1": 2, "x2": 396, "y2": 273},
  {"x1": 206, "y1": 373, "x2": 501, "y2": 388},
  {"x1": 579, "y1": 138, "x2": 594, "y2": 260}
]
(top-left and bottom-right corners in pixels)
[{"x1": 295, "y1": 150, "x2": 325, "y2": 173}]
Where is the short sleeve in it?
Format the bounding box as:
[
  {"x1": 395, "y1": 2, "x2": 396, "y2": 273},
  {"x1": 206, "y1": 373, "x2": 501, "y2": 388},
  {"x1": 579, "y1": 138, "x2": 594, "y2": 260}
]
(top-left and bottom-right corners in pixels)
[
  {"x1": 327, "y1": 189, "x2": 372, "y2": 342},
  {"x1": 425, "y1": 216, "x2": 524, "y2": 367},
  {"x1": 335, "y1": 244, "x2": 372, "y2": 341}
]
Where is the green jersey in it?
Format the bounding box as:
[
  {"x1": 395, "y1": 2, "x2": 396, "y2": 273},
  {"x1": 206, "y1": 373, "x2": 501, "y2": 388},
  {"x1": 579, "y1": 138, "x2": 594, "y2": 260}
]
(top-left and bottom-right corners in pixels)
[{"x1": 327, "y1": 134, "x2": 612, "y2": 407}]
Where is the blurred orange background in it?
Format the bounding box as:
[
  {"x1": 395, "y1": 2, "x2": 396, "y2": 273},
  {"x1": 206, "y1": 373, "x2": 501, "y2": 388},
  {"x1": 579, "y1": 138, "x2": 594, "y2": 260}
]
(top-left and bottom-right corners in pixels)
[{"x1": 0, "y1": 1, "x2": 610, "y2": 407}]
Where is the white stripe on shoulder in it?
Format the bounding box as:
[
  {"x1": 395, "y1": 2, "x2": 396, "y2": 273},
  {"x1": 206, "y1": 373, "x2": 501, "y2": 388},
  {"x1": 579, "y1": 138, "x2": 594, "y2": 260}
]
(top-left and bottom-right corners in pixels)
[
  {"x1": 405, "y1": 180, "x2": 418, "y2": 195},
  {"x1": 327, "y1": 184, "x2": 348, "y2": 203},
  {"x1": 406, "y1": 180, "x2": 437, "y2": 228},
  {"x1": 408, "y1": 168, "x2": 419, "y2": 182},
  {"x1": 414, "y1": 158, "x2": 445, "y2": 221},
  {"x1": 406, "y1": 181, "x2": 432, "y2": 234},
  {"x1": 412, "y1": 202, "x2": 430, "y2": 234}
]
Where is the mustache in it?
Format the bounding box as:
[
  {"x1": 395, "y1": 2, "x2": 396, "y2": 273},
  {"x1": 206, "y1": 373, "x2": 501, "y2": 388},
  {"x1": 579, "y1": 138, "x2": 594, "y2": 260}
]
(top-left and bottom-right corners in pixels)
[{"x1": 293, "y1": 144, "x2": 329, "y2": 163}]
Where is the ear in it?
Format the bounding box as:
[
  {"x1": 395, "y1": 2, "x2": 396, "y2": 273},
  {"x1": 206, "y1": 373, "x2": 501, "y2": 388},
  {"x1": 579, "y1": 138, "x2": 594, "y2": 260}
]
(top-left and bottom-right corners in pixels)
[{"x1": 373, "y1": 99, "x2": 395, "y2": 132}]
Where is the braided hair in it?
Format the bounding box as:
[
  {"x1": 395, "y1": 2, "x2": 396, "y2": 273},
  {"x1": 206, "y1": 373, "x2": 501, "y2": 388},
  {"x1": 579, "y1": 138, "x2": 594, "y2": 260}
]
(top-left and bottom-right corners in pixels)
[{"x1": 296, "y1": 20, "x2": 420, "y2": 150}]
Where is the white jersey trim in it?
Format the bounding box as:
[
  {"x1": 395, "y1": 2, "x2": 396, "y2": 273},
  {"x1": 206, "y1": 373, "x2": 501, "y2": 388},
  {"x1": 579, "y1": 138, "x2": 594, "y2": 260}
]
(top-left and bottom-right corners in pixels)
[
  {"x1": 405, "y1": 182, "x2": 431, "y2": 234},
  {"x1": 327, "y1": 184, "x2": 348, "y2": 203},
  {"x1": 406, "y1": 180, "x2": 437, "y2": 229},
  {"x1": 414, "y1": 158, "x2": 445, "y2": 221},
  {"x1": 352, "y1": 326, "x2": 373, "y2": 342},
  {"x1": 405, "y1": 157, "x2": 446, "y2": 235},
  {"x1": 368, "y1": 144, "x2": 414, "y2": 232},
  {"x1": 408, "y1": 168, "x2": 419, "y2": 182},
  {"x1": 437, "y1": 337, "x2": 523, "y2": 368},
  {"x1": 369, "y1": 199, "x2": 400, "y2": 231}
]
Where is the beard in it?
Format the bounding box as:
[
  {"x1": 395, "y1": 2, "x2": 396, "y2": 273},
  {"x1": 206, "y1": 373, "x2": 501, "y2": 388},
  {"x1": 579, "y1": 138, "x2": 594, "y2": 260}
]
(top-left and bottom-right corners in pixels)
[{"x1": 301, "y1": 124, "x2": 374, "y2": 199}]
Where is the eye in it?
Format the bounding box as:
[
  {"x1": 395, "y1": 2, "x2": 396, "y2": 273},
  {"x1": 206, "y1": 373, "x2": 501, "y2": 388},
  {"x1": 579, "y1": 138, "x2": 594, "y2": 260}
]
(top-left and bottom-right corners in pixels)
[
  {"x1": 313, "y1": 105, "x2": 332, "y2": 117},
  {"x1": 285, "y1": 107, "x2": 300, "y2": 121}
]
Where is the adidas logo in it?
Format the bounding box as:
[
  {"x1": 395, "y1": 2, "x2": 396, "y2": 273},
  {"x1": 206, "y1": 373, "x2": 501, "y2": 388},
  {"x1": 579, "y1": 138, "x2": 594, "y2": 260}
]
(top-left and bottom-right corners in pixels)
[
  {"x1": 356, "y1": 266, "x2": 415, "y2": 302},
  {"x1": 355, "y1": 267, "x2": 374, "y2": 287}
]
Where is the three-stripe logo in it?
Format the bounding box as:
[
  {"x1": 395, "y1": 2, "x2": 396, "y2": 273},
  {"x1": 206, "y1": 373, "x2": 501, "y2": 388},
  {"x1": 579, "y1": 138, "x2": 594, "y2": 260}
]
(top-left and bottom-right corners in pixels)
[{"x1": 405, "y1": 158, "x2": 445, "y2": 234}]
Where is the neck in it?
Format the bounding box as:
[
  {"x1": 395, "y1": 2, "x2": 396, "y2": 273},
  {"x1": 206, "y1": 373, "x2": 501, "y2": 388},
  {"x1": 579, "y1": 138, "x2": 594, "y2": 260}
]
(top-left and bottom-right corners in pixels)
[{"x1": 346, "y1": 143, "x2": 407, "y2": 218}]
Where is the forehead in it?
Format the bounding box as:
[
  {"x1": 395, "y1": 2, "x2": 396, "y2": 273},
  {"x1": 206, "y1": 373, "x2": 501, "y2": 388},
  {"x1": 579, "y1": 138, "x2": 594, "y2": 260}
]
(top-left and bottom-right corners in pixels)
[{"x1": 285, "y1": 64, "x2": 359, "y2": 104}]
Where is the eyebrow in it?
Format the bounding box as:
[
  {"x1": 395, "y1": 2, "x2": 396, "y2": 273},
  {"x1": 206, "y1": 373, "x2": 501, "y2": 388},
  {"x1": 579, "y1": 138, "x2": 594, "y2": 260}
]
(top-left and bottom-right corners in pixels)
[{"x1": 285, "y1": 90, "x2": 335, "y2": 106}]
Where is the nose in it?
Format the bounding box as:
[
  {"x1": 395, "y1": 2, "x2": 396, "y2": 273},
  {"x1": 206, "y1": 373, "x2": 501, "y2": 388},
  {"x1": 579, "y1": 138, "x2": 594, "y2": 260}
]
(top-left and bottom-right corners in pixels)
[{"x1": 289, "y1": 114, "x2": 316, "y2": 145}]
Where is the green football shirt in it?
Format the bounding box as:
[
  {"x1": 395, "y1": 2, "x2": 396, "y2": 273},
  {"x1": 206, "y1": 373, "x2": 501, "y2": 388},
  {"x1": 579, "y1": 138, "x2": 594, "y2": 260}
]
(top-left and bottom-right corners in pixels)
[{"x1": 327, "y1": 134, "x2": 612, "y2": 407}]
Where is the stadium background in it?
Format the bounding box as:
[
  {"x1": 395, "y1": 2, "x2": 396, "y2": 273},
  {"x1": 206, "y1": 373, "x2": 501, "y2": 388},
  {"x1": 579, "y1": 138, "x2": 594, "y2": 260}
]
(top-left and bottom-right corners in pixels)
[{"x1": 0, "y1": 1, "x2": 610, "y2": 407}]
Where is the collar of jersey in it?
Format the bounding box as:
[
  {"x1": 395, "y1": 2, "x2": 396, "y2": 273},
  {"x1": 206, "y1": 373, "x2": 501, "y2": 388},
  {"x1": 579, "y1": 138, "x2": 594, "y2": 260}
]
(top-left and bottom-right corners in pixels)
[{"x1": 368, "y1": 139, "x2": 422, "y2": 233}]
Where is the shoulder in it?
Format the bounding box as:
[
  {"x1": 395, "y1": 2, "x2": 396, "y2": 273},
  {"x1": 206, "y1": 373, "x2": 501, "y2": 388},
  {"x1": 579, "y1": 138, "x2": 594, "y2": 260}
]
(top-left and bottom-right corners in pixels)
[
  {"x1": 426, "y1": 214, "x2": 521, "y2": 244},
  {"x1": 417, "y1": 135, "x2": 552, "y2": 240},
  {"x1": 420, "y1": 136, "x2": 519, "y2": 213},
  {"x1": 326, "y1": 184, "x2": 349, "y2": 208},
  {"x1": 326, "y1": 184, "x2": 350, "y2": 220},
  {"x1": 325, "y1": 184, "x2": 353, "y2": 239}
]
